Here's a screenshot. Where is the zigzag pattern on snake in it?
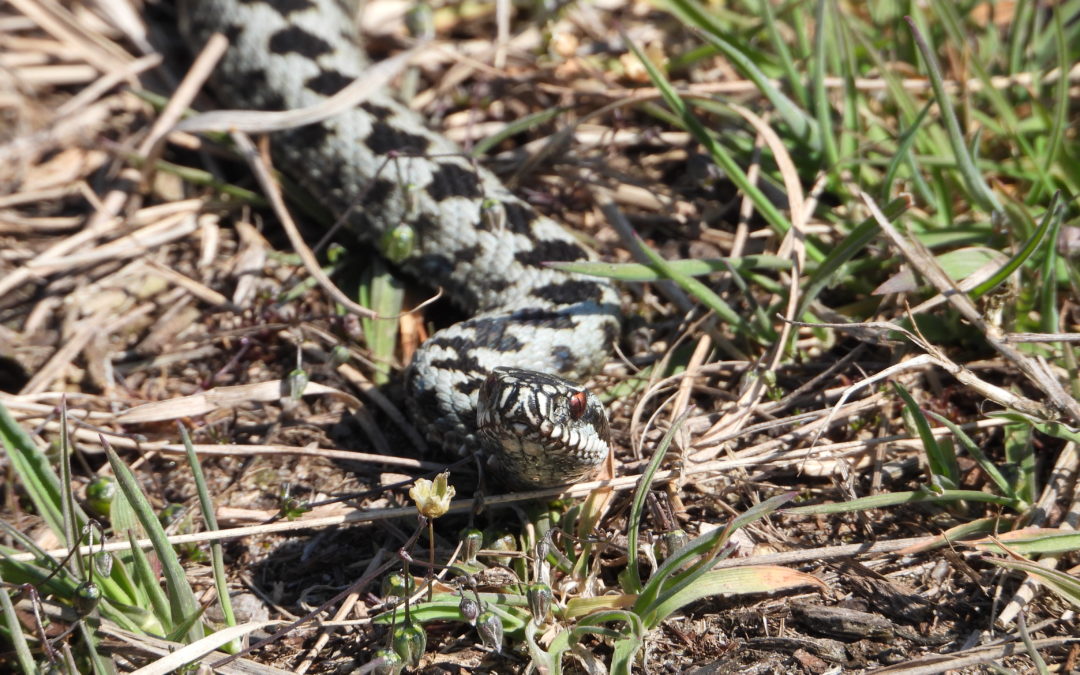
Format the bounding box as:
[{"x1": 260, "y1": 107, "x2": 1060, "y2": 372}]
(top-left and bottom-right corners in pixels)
[{"x1": 178, "y1": 0, "x2": 621, "y2": 487}]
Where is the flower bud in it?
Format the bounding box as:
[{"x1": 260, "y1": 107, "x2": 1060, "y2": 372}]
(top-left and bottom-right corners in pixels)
[
  {"x1": 461, "y1": 529, "x2": 483, "y2": 565},
  {"x1": 459, "y1": 594, "x2": 480, "y2": 623},
  {"x1": 661, "y1": 529, "x2": 690, "y2": 560},
  {"x1": 85, "y1": 477, "x2": 116, "y2": 518},
  {"x1": 476, "y1": 610, "x2": 503, "y2": 652},
  {"x1": 370, "y1": 647, "x2": 404, "y2": 675},
  {"x1": 94, "y1": 551, "x2": 114, "y2": 578},
  {"x1": 527, "y1": 583, "x2": 552, "y2": 623},
  {"x1": 381, "y1": 572, "x2": 416, "y2": 599},
  {"x1": 487, "y1": 533, "x2": 515, "y2": 567},
  {"x1": 74, "y1": 581, "x2": 101, "y2": 616},
  {"x1": 392, "y1": 622, "x2": 427, "y2": 667}
]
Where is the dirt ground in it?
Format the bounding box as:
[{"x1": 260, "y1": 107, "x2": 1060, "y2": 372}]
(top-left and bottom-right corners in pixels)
[{"x1": 1, "y1": 0, "x2": 1078, "y2": 672}]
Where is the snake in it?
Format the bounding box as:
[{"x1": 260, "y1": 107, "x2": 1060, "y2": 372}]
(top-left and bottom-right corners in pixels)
[{"x1": 178, "y1": 0, "x2": 621, "y2": 487}]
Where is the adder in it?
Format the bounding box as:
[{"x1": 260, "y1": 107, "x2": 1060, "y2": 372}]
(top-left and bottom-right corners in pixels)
[{"x1": 178, "y1": 0, "x2": 621, "y2": 487}]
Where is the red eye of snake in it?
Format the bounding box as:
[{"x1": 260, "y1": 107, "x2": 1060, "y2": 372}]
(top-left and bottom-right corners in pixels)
[{"x1": 568, "y1": 391, "x2": 588, "y2": 420}]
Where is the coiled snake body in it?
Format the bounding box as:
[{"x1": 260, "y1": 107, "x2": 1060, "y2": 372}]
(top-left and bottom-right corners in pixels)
[{"x1": 179, "y1": 0, "x2": 620, "y2": 487}]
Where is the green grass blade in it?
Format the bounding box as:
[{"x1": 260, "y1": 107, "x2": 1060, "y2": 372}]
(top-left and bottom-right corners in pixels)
[
  {"x1": 106, "y1": 444, "x2": 204, "y2": 644},
  {"x1": 984, "y1": 558, "x2": 1080, "y2": 610},
  {"x1": 647, "y1": 566, "x2": 823, "y2": 626},
  {"x1": 358, "y1": 259, "x2": 404, "y2": 386},
  {"x1": 639, "y1": 492, "x2": 793, "y2": 626},
  {"x1": 1007, "y1": 0, "x2": 1037, "y2": 75},
  {"x1": 972, "y1": 530, "x2": 1080, "y2": 557},
  {"x1": 1034, "y1": 9, "x2": 1070, "y2": 204},
  {"x1": 1039, "y1": 198, "x2": 1064, "y2": 334},
  {"x1": 904, "y1": 17, "x2": 1001, "y2": 213},
  {"x1": 624, "y1": 29, "x2": 811, "y2": 259},
  {"x1": 796, "y1": 197, "x2": 910, "y2": 319},
  {"x1": 0, "y1": 570, "x2": 38, "y2": 675},
  {"x1": 620, "y1": 411, "x2": 688, "y2": 595},
  {"x1": 927, "y1": 412, "x2": 1016, "y2": 501},
  {"x1": 969, "y1": 192, "x2": 1060, "y2": 300},
  {"x1": 550, "y1": 255, "x2": 792, "y2": 282},
  {"x1": 785, "y1": 488, "x2": 1020, "y2": 515},
  {"x1": 126, "y1": 530, "x2": 172, "y2": 632},
  {"x1": 0, "y1": 401, "x2": 65, "y2": 536},
  {"x1": 471, "y1": 107, "x2": 565, "y2": 157},
  {"x1": 881, "y1": 102, "x2": 933, "y2": 201},
  {"x1": 757, "y1": 0, "x2": 807, "y2": 105},
  {"x1": 657, "y1": 0, "x2": 819, "y2": 146},
  {"x1": 811, "y1": 0, "x2": 839, "y2": 169},
  {"x1": 630, "y1": 232, "x2": 770, "y2": 343},
  {"x1": 181, "y1": 425, "x2": 239, "y2": 653},
  {"x1": 894, "y1": 383, "x2": 957, "y2": 488}
]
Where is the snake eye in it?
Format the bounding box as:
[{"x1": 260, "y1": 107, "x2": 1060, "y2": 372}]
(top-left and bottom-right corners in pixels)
[{"x1": 568, "y1": 391, "x2": 588, "y2": 420}]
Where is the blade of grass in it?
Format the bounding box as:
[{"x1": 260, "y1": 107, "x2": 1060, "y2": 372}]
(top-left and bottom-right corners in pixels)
[
  {"x1": 757, "y1": 0, "x2": 807, "y2": 105},
  {"x1": 904, "y1": 16, "x2": 1001, "y2": 213},
  {"x1": 785, "y1": 488, "x2": 1021, "y2": 515},
  {"x1": 1033, "y1": 8, "x2": 1070, "y2": 204},
  {"x1": 969, "y1": 192, "x2": 1060, "y2": 300},
  {"x1": 624, "y1": 31, "x2": 816, "y2": 261},
  {"x1": 658, "y1": 0, "x2": 820, "y2": 147},
  {"x1": 620, "y1": 411, "x2": 689, "y2": 595},
  {"x1": 550, "y1": 255, "x2": 792, "y2": 282},
  {"x1": 125, "y1": 530, "x2": 172, "y2": 633},
  {"x1": 0, "y1": 572, "x2": 38, "y2": 675},
  {"x1": 881, "y1": 102, "x2": 933, "y2": 201},
  {"x1": 927, "y1": 412, "x2": 1017, "y2": 501},
  {"x1": 795, "y1": 196, "x2": 911, "y2": 320},
  {"x1": 811, "y1": 0, "x2": 839, "y2": 169},
  {"x1": 181, "y1": 424, "x2": 239, "y2": 654},
  {"x1": 0, "y1": 400, "x2": 65, "y2": 536},
  {"x1": 470, "y1": 107, "x2": 565, "y2": 157},
  {"x1": 984, "y1": 557, "x2": 1080, "y2": 610},
  {"x1": 894, "y1": 382, "x2": 957, "y2": 488},
  {"x1": 105, "y1": 442, "x2": 204, "y2": 645},
  {"x1": 629, "y1": 232, "x2": 770, "y2": 343}
]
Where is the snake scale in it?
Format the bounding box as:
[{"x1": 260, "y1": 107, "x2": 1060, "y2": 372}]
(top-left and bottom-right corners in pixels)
[{"x1": 178, "y1": 0, "x2": 621, "y2": 487}]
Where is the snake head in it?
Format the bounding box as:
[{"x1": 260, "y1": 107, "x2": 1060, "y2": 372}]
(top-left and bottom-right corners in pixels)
[{"x1": 476, "y1": 367, "x2": 610, "y2": 488}]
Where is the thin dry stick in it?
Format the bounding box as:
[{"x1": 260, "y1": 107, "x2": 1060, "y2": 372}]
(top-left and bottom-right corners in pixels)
[
  {"x1": 229, "y1": 132, "x2": 378, "y2": 320},
  {"x1": 138, "y1": 33, "x2": 229, "y2": 184}
]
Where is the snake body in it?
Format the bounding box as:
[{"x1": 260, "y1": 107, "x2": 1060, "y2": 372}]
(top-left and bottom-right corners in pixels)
[{"x1": 179, "y1": 0, "x2": 620, "y2": 487}]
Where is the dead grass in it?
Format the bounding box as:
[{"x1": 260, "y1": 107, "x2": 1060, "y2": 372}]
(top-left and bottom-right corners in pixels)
[{"x1": 1, "y1": 0, "x2": 1079, "y2": 673}]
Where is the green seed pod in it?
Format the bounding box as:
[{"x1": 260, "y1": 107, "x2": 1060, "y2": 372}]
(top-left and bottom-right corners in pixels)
[
  {"x1": 328, "y1": 345, "x2": 350, "y2": 368},
  {"x1": 526, "y1": 583, "x2": 552, "y2": 622},
  {"x1": 392, "y1": 622, "x2": 427, "y2": 667},
  {"x1": 85, "y1": 477, "x2": 116, "y2": 518},
  {"x1": 475, "y1": 610, "x2": 503, "y2": 652}
]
